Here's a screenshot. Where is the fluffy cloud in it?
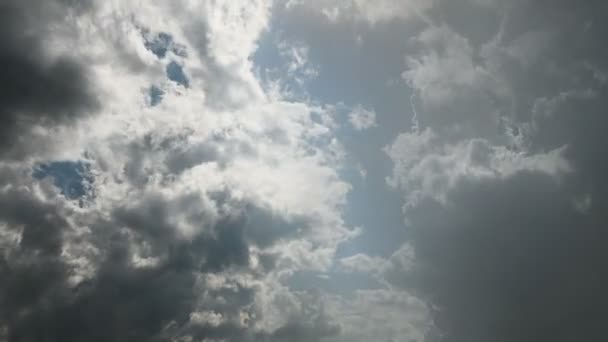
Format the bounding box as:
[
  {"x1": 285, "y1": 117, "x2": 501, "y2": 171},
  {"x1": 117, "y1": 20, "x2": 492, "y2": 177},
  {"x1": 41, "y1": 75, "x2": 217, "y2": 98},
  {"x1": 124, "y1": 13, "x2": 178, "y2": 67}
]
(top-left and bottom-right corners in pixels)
[
  {"x1": 386, "y1": 128, "x2": 571, "y2": 205},
  {"x1": 348, "y1": 105, "x2": 377, "y2": 131},
  {"x1": 0, "y1": 0, "x2": 357, "y2": 340}
]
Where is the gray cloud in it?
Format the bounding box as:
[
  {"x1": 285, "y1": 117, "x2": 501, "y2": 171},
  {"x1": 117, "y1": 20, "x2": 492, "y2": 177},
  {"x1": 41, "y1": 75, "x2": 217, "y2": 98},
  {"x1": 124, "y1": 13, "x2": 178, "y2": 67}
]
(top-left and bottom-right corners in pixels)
[
  {"x1": 0, "y1": 0, "x2": 360, "y2": 341},
  {"x1": 0, "y1": 154, "x2": 331, "y2": 342},
  {"x1": 0, "y1": 184, "x2": 313, "y2": 341},
  {"x1": 0, "y1": 0, "x2": 98, "y2": 158},
  {"x1": 387, "y1": 1, "x2": 608, "y2": 341},
  {"x1": 404, "y1": 171, "x2": 606, "y2": 342}
]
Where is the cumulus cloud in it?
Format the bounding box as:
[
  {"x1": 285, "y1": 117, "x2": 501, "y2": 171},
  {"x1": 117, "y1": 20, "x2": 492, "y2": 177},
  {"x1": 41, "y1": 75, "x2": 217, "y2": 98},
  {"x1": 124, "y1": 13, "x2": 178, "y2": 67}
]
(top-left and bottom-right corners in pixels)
[
  {"x1": 348, "y1": 105, "x2": 377, "y2": 131},
  {"x1": 386, "y1": 128, "x2": 571, "y2": 205},
  {"x1": 402, "y1": 24, "x2": 514, "y2": 139},
  {"x1": 0, "y1": 0, "x2": 357, "y2": 340}
]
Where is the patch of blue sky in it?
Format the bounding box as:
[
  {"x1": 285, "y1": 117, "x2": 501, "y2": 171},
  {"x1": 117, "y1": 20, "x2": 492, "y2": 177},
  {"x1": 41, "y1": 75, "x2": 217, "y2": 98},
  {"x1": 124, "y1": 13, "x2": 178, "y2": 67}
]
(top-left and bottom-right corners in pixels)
[
  {"x1": 149, "y1": 85, "x2": 164, "y2": 106},
  {"x1": 143, "y1": 31, "x2": 187, "y2": 59},
  {"x1": 166, "y1": 61, "x2": 189, "y2": 87},
  {"x1": 252, "y1": 33, "x2": 286, "y2": 79},
  {"x1": 253, "y1": 33, "x2": 314, "y2": 100},
  {"x1": 33, "y1": 161, "x2": 93, "y2": 200}
]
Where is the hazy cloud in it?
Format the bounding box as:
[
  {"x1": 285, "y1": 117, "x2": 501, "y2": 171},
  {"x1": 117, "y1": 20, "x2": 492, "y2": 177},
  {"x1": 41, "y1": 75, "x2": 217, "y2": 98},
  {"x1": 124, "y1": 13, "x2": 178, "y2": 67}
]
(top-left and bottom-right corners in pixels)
[{"x1": 348, "y1": 105, "x2": 377, "y2": 131}]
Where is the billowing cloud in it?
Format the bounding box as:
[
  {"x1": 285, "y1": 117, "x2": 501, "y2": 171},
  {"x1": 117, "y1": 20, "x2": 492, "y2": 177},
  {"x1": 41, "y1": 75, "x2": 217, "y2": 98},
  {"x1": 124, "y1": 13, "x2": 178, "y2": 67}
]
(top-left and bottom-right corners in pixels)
[{"x1": 0, "y1": 0, "x2": 357, "y2": 341}]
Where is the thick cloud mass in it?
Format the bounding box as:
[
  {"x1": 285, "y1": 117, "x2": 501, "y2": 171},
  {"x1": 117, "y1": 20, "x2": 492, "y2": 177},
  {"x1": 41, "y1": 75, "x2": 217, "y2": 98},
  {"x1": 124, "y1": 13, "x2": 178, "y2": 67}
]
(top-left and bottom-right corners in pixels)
[
  {"x1": 406, "y1": 173, "x2": 607, "y2": 342},
  {"x1": 0, "y1": 0, "x2": 353, "y2": 340},
  {"x1": 386, "y1": 1, "x2": 608, "y2": 341}
]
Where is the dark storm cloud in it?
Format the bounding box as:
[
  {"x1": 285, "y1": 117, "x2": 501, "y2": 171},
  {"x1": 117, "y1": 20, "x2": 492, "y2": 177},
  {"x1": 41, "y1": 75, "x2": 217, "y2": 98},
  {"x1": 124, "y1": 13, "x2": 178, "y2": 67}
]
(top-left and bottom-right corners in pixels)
[
  {"x1": 0, "y1": 180, "x2": 320, "y2": 341},
  {"x1": 5, "y1": 254, "x2": 197, "y2": 342},
  {"x1": 0, "y1": 167, "x2": 74, "y2": 340},
  {"x1": 406, "y1": 172, "x2": 607, "y2": 342},
  {"x1": 0, "y1": 0, "x2": 98, "y2": 157},
  {"x1": 395, "y1": 1, "x2": 608, "y2": 341},
  {"x1": 0, "y1": 167, "x2": 74, "y2": 260}
]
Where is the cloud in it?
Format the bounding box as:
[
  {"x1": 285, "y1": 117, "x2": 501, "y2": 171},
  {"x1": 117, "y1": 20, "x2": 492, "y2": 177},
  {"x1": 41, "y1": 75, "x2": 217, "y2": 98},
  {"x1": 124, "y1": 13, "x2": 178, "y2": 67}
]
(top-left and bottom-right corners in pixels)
[
  {"x1": 386, "y1": 1, "x2": 608, "y2": 341},
  {"x1": 0, "y1": 0, "x2": 358, "y2": 341},
  {"x1": 386, "y1": 128, "x2": 570, "y2": 206},
  {"x1": 323, "y1": 288, "x2": 431, "y2": 342},
  {"x1": 402, "y1": 24, "x2": 513, "y2": 139},
  {"x1": 285, "y1": 0, "x2": 433, "y2": 25},
  {"x1": 0, "y1": 0, "x2": 99, "y2": 159},
  {"x1": 402, "y1": 170, "x2": 608, "y2": 342},
  {"x1": 348, "y1": 105, "x2": 377, "y2": 131}
]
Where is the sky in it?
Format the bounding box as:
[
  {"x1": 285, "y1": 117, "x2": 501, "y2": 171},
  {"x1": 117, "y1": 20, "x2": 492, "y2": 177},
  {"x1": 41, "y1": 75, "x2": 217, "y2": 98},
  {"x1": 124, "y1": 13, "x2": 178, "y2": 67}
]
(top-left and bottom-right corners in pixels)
[{"x1": 1, "y1": 0, "x2": 608, "y2": 341}]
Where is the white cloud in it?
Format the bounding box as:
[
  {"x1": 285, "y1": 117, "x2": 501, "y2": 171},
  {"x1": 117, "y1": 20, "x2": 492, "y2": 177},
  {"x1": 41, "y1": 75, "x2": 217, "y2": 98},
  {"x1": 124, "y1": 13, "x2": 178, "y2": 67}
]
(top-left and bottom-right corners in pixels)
[
  {"x1": 324, "y1": 289, "x2": 432, "y2": 342},
  {"x1": 348, "y1": 105, "x2": 377, "y2": 131},
  {"x1": 403, "y1": 26, "x2": 497, "y2": 107},
  {"x1": 386, "y1": 128, "x2": 571, "y2": 205},
  {"x1": 0, "y1": 0, "x2": 361, "y2": 338},
  {"x1": 286, "y1": 0, "x2": 434, "y2": 24},
  {"x1": 338, "y1": 243, "x2": 417, "y2": 290},
  {"x1": 338, "y1": 253, "x2": 385, "y2": 274}
]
